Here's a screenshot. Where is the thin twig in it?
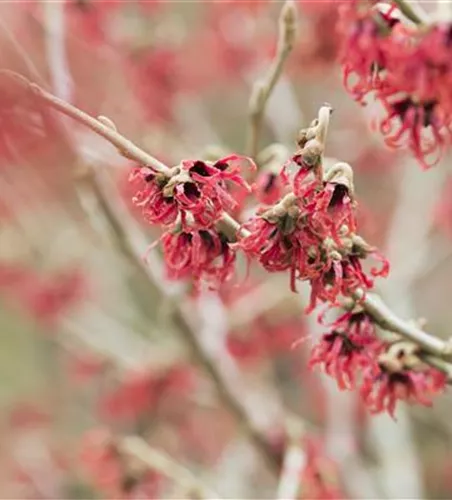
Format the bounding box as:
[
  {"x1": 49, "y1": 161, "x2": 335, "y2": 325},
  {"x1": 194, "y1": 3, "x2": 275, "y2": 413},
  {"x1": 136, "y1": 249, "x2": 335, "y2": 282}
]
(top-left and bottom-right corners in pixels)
[
  {"x1": 354, "y1": 290, "x2": 452, "y2": 360},
  {"x1": 247, "y1": 0, "x2": 297, "y2": 159},
  {"x1": 277, "y1": 417, "x2": 306, "y2": 500},
  {"x1": 120, "y1": 436, "x2": 219, "y2": 499},
  {"x1": 88, "y1": 170, "x2": 280, "y2": 476},
  {"x1": 0, "y1": 70, "x2": 170, "y2": 176},
  {"x1": 392, "y1": 0, "x2": 428, "y2": 25}
]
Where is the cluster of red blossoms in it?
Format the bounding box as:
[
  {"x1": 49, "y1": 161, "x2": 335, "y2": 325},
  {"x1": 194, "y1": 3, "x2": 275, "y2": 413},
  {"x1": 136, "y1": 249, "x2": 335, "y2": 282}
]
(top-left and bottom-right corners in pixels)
[
  {"x1": 129, "y1": 104, "x2": 448, "y2": 419},
  {"x1": 130, "y1": 107, "x2": 388, "y2": 305},
  {"x1": 236, "y1": 110, "x2": 389, "y2": 311},
  {"x1": 129, "y1": 154, "x2": 255, "y2": 288},
  {"x1": 309, "y1": 307, "x2": 446, "y2": 417},
  {"x1": 338, "y1": 0, "x2": 452, "y2": 168}
]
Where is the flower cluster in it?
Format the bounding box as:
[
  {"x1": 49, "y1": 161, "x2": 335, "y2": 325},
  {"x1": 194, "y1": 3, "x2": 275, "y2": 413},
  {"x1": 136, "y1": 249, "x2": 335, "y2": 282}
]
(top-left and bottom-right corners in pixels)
[
  {"x1": 339, "y1": 0, "x2": 452, "y2": 168},
  {"x1": 309, "y1": 308, "x2": 382, "y2": 390},
  {"x1": 129, "y1": 154, "x2": 255, "y2": 288},
  {"x1": 237, "y1": 116, "x2": 389, "y2": 311},
  {"x1": 309, "y1": 307, "x2": 447, "y2": 417}
]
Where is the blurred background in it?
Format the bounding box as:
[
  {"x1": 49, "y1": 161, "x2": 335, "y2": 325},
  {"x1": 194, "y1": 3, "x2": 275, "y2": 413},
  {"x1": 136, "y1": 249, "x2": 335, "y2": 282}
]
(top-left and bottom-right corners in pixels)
[{"x1": 0, "y1": 1, "x2": 451, "y2": 498}]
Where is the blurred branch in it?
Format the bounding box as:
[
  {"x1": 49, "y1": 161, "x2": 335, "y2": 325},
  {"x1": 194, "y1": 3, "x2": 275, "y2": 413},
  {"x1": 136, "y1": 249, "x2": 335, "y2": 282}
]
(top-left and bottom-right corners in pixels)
[
  {"x1": 0, "y1": 70, "x2": 280, "y2": 476},
  {"x1": 277, "y1": 417, "x2": 305, "y2": 500},
  {"x1": 392, "y1": 0, "x2": 428, "y2": 25},
  {"x1": 120, "y1": 436, "x2": 219, "y2": 499},
  {"x1": 246, "y1": 0, "x2": 297, "y2": 159},
  {"x1": 42, "y1": 1, "x2": 73, "y2": 102},
  {"x1": 87, "y1": 169, "x2": 280, "y2": 476},
  {"x1": 0, "y1": 70, "x2": 170, "y2": 176},
  {"x1": 364, "y1": 159, "x2": 445, "y2": 499}
]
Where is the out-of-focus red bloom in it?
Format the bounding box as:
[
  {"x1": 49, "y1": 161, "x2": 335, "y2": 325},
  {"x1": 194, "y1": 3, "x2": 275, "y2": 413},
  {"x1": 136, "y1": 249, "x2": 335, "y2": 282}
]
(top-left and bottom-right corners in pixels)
[
  {"x1": 203, "y1": 2, "x2": 270, "y2": 80},
  {"x1": 0, "y1": 264, "x2": 86, "y2": 327},
  {"x1": 79, "y1": 428, "x2": 161, "y2": 499},
  {"x1": 376, "y1": 94, "x2": 448, "y2": 169},
  {"x1": 99, "y1": 365, "x2": 196, "y2": 423},
  {"x1": 227, "y1": 318, "x2": 304, "y2": 365},
  {"x1": 339, "y1": 2, "x2": 452, "y2": 168},
  {"x1": 8, "y1": 403, "x2": 51, "y2": 430},
  {"x1": 67, "y1": 351, "x2": 106, "y2": 384},
  {"x1": 291, "y1": 2, "x2": 340, "y2": 75},
  {"x1": 309, "y1": 309, "x2": 381, "y2": 390},
  {"x1": 65, "y1": 1, "x2": 162, "y2": 44},
  {"x1": 339, "y1": 1, "x2": 400, "y2": 102},
  {"x1": 299, "y1": 436, "x2": 346, "y2": 500},
  {"x1": 127, "y1": 47, "x2": 181, "y2": 124},
  {"x1": 361, "y1": 364, "x2": 447, "y2": 418}
]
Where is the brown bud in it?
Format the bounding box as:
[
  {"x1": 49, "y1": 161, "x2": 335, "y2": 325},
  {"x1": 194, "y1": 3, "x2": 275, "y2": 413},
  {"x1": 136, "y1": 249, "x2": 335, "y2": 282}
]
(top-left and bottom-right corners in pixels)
[{"x1": 324, "y1": 162, "x2": 355, "y2": 199}]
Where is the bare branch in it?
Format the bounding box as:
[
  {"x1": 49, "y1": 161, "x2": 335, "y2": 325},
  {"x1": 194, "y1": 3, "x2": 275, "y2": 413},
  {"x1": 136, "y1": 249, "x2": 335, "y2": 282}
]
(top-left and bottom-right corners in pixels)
[
  {"x1": 277, "y1": 417, "x2": 306, "y2": 500},
  {"x1": 0, "y1": 70, "x2": 171, "y2": 176},
  {"x1": 86, "y1": 169, "x2": 280, "y2": 476},
  {"x1": 354, "y1": 289, "x2": 452, "y2": 361},
  {"x1": 392, "y1": 0, "x2": 429, "y2": 25},
  {"x1": 120, "y1": 436, "x2": 219, "y2": 499},
  {"x1": 247, "y1": 0, "x2": 297, "y2": 159}
]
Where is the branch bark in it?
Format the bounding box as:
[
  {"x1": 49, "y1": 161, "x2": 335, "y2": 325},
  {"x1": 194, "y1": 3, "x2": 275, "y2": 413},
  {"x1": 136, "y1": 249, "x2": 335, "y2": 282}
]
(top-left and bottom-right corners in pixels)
[
  {"x1": 120, "y1": 436, "x2": 219, "y2": 499},
  {"x1": 247, "y1": 0, "x2": 297, "y2": 159}
]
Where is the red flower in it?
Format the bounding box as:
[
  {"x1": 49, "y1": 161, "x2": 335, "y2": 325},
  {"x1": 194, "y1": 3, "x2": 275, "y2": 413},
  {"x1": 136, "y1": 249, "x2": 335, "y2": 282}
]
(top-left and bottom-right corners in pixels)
[
  {"x1": 79, "y1": 429, "x2": 123, "y2": 497},
  {"x1": 361, "y1": 365, "x2": 446, "y2": 418},
  {"x1": 339, "y1": 3, "x2": 452, "y2": 168},
  {"x1": 130, "y1": 155, "x2": 255, "y2": 230},
  {"x1": 238, "y1": 172, "x2": 386, "y2": 309},
  {"x1": 339, "y1": 1, "x2": 400, "y2": 102},
  {"x1": 79, "y1": 429, "x2": 161, "y2": 499},
  {"x1": 129, "y1": 167, "x2": 178, "y2": 226},
  {"x1": 160, "y1": 227, "x2": 236, "y2": 288},
  {"x1": 99, "y1": 366, "x2": 196, "y2": 422},
  {"x1": 309, "y1": 309, "x2": 381, "y2": 389},
  {"x1": 377, "y1": 94, "x2": 449, "y2": 169},
  {"x1": 127, "y1": 47, "x2": 181, "y2": 124},
  {"x1": 300, "y1": 436, "x2": 346, "y2": 500},
  {"x1": 0, "y1": 264, "x2": 86, "y2": 327}
]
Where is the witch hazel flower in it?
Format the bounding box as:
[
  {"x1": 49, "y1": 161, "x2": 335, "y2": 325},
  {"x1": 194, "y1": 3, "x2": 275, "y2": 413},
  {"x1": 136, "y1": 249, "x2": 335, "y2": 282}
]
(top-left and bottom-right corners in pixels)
[
  {"x1": 339, "y1": 1, "x2": 452, "y2": 167},
  {"x1": 129, "y1": 154, "x2": 255, "y2": 230},
  {"x1": 338, "y1": 0, "x2": 402, "y2": 102},
  {"x1": 238, "y1": 105, "x2": 389, "y2": 310},
  {"x1": 157, "y1": 225, "x2": 236, "y2": 289},
  {"x1": 360, "y1": 341, "x2": 447, "y2": 418},
  {"x1": 309, "y1": 307, "x2": 382, "y2": 390}
]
